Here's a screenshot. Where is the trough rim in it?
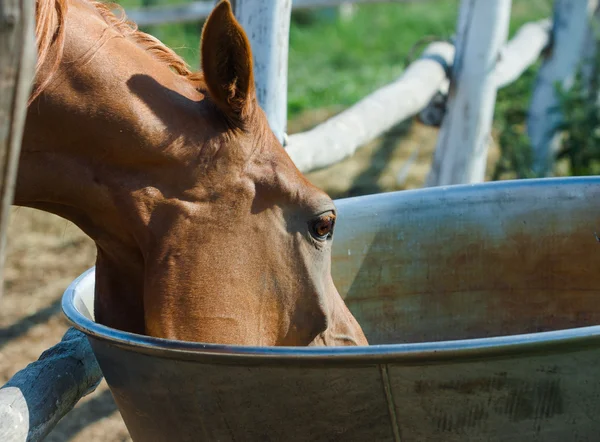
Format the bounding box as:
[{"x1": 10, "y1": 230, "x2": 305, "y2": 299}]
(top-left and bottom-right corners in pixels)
[{"x1": 62, "y1": 176, "x2": 600, "y2": 366}]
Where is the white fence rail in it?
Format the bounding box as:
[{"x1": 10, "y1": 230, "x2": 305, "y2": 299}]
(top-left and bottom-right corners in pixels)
[{"x1": 287, "y1": 42, "x2": 455, "y2": 172}]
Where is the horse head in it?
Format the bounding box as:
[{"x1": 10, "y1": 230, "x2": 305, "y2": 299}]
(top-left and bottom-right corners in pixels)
[{"x1": 18, "y1": 0, "x2": 368, "y2": 347}]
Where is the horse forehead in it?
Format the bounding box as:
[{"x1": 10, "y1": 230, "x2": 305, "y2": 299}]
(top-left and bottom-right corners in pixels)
[
  {"x1": 251, "y1": 157, "x2": 331, "y2": 213},
  {"x1": 211, "y1": 114, "x2": 327, "y2": 205}
]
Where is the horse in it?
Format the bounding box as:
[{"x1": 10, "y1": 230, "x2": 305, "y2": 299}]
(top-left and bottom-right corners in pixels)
[{"x1": 15, "y1": 0, "x2": 369, "y2": 347}]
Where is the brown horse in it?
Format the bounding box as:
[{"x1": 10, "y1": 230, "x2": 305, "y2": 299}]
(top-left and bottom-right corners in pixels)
[{"x1": 15, "y1": 0, "x2": 368, "y2": 346}]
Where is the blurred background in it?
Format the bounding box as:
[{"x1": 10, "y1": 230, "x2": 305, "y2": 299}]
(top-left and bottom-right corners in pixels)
[
  {"x1": 128, "y1": 0, "x2": 556, "y2": 197},
  {"x1": 5, "y1": 0, "x2": 597, "y2": 440}
]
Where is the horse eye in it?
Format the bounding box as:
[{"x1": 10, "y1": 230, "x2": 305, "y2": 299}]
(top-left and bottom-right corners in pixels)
[{"x1": 309, "y1": 212, "x2": 336, "y2": 241}]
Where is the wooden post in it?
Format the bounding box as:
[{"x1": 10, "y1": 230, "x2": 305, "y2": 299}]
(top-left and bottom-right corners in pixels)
[
  {"x1": 0, "y1": 0, "x2": 36, "y2": 297},
  {"x1": 425, "y1": 0, "x2": 511, "y2": 187},
  {"x1": 0, "y1": 328, "x2": 103, "y2": 441},
  {"x1": 235, "y1": 0, "x2": 292, "y2": 144},
  {"x1": 527, "y1": 0, "x2": 599, "y2": 177}
]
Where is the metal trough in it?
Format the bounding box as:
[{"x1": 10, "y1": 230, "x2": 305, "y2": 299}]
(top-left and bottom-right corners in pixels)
[{"x1": 63, "y1": 177, "x2": 600, "y2": 441}]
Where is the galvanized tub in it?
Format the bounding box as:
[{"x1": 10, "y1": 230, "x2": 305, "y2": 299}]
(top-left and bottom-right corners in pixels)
[{"x1": 63, "y1": 177, "x2": 600, "y2": 442}]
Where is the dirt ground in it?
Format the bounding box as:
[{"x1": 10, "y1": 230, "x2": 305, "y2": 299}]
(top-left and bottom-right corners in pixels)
[{"x1": 1, "y1": 116, "x2": 501, "y2": 441}]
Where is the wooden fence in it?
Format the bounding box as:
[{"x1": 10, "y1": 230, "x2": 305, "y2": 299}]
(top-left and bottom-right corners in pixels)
[{"x1": 0, "y1": 0, "x2": 598, "y2": 440}]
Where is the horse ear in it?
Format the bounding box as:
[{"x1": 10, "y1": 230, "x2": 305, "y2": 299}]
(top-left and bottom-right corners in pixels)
[{"x1": 201, "y1": 0, "x2": 255, "y2": 122}]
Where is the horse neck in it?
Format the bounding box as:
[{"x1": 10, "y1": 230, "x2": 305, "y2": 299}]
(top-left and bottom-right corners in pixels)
[
  {"x1": 16, "y1": 0, "x2": 214, "y2": 331},
  {"x1": 19, "y1": 0, "x2": 209, "y2": 230}
]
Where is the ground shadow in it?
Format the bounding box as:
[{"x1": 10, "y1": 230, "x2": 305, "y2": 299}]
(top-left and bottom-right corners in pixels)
[
  {"x1": 0, "y1": 299, "x2": 62, "y2": 349},
  {"x1": 46, "y1": 389, "x2": 120, "y2": 442}
]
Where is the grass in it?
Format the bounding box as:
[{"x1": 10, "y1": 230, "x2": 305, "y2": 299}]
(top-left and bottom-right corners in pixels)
[
  {"x1": 286, "y1": 2, "x2": 458, "y2": 116},
  {"x1": 117, "y1": 0, "x2": 553, "y2": 121}
]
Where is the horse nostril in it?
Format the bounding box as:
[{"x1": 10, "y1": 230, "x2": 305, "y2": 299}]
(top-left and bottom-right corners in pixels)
[{"x1": 313, "y1": 306, "x2": 329, "y2": 337}]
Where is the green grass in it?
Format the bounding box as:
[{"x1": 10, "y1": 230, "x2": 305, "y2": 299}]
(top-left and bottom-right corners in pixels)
[
  {"x1": 286, "y1": 2, "x2": 459, "y2": 116},
  {"x1": 118, "y1": 0, "x2": 552, "y2": 120}
]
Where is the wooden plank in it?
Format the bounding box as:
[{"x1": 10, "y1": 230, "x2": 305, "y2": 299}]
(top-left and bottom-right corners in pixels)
[
  {"x1": 286, "y1": 41, "x2": 455, "y2": 173},
  {"x1": 0, "y1": 328, "x2": 103, "y2": 442},
  {"x1": 236, "y1": 0, "x2": 292, "y2": 143},
  {"x1": 0, "y1": 0, "x2": 36, "y2": 298},
  {"x1": 527, "y1": 0, "x2": 599, "y2": 177},
  {"x1": 425, "y1": 0, "x2": 511, "y2": 187}
]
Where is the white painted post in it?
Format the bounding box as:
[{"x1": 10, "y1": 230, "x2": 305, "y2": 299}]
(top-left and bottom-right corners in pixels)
[
  {"x1": 527, "y1": 0, "x2": 599, "y2": 177},
  {"x1": 235, "y1": 0, "x2": 292, "y2": 144},
  {"x1": 425, "y1": 0, "x2": 512, "y2": 187}
]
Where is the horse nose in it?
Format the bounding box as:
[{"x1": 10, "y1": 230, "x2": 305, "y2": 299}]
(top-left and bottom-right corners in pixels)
[
  {"x1": 309, "y1": 322, "x2": 368, "y2": 346},
  {"x1": 326, "y1": 313, "x2": 369, "y2": 346},
  {"x1": 309, "y1": 296, "x2": 369, "y2": 347}
]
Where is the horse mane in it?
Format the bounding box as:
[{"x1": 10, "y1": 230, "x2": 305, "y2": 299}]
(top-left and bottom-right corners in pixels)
[{"x1": 31, "y1": 0, "x2": 204, "y2": 104}]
